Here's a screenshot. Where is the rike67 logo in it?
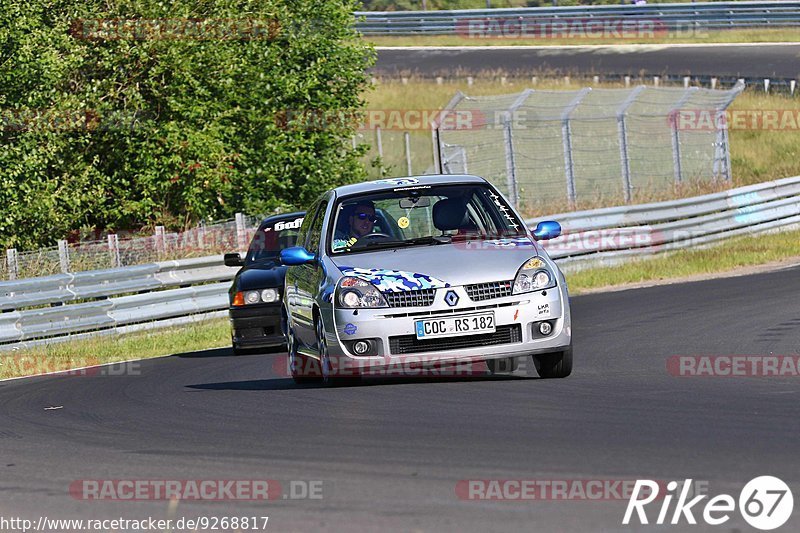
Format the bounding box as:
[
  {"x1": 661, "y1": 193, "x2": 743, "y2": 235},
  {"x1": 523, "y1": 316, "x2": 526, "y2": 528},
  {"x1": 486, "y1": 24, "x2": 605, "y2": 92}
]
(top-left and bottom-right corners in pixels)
[{"x1": 623, "y1": 476, "x2": 794, "y2": 530}]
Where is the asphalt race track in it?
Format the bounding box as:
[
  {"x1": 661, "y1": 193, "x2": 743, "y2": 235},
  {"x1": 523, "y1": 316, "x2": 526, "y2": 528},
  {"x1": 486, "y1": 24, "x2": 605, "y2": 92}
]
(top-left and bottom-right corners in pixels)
[
  {"x1": 374, "y1": 44, "x2": 800, "y2": 79},
  {"x1": 1, "y1": 267, "x2": 799, "y2": 532}
]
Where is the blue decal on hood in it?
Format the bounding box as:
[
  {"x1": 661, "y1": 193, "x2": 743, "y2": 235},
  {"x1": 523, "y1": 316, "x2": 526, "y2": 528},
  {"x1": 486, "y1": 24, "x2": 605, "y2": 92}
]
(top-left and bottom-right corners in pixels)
[{"x1": 338, "y1": 267, "x2": 450, "y2": 292}]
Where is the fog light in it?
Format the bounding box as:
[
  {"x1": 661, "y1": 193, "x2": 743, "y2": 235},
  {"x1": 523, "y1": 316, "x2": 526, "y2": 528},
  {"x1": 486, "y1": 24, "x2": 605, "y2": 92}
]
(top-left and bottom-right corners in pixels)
[
  {"x1": 539, "y1": 322, "x2": 552, "y2": 335},
  {"x1": 353, "y1": 341, "x2": 370, "y2": 355}
]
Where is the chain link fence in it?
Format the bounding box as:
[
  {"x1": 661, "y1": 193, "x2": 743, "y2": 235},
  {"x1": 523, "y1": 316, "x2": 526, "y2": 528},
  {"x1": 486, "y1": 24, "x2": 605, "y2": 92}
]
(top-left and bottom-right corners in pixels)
[{"x1": 434, "y1": 83, "x2": 743, "y2": 212}]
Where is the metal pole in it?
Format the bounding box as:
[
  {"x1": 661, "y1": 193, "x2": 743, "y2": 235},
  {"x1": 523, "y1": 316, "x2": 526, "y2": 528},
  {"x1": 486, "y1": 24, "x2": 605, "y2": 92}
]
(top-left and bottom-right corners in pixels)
[
  {"x1": 376, "y1": 126, "x2": 383, "y2": 159},
  {"x1": 460, "y1": 146, "x2": 469, "y2": 175},
  {"x1": 235, "y1": 213, "x2": 247, "y2": 253},
  {"x1": 404, "y1": 131, "x2": 412, "y2": 175},
  {"x1": 108, "y1": 234, "x2": 121, "y2": 268},
  {"x1": 561, "y1": 88, "x2": 591, "y2": 205},
  {"x1": 616, "y1": 86, "x2": 645, "y2": 203},
  {"x1": 431, "y1": 91, "x2": 466, "y2": 175},
  {"x1": 669, "y1": 87, "x2": 699, "y2": 184},
  {"x1": 58, "y1": 239, "x2": 71, "y2": 274},
  {"x1": 502, "y1": 117, "x2": 518, "y2": 207},
  {"x1": 431, "y1": 127, "x2": 441, "y2": 174},
  {"x1": 155, "y1": 225, "x2": 166, "y2": 256},
  {"x1": 6, "y1": 249, "x2": 18, "y2": 280},
  {"x1": 716, "y1": 80, "x2": 744, "y2": 182}
]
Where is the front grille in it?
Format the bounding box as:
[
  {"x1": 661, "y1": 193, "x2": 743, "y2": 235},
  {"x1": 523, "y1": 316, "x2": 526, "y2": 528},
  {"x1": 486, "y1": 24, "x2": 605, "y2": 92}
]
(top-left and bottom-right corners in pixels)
[
  {"x1": 383, "y1": 289, "x2": 436, "y2": 308},
  {"x1": 389, "y1": 324, "x2": 522, "y2": 355},
  {"x1": 465, "y1": 280, "x2": 513, "y2": 301}
]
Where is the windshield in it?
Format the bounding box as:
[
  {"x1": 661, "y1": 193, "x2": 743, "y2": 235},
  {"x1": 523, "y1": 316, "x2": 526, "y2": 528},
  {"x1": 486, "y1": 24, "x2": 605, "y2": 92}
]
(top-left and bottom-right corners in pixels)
[
  {"x1": 329, "y1": 183, "x2": 527, "y2": 255},
  {"x1": 245, "y1": 215, "x2": 304, "y2": 264}
]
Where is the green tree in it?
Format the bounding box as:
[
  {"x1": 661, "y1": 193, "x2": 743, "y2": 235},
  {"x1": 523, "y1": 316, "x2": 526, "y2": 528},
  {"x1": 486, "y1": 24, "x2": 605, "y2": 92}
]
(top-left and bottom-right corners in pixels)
[{"x1": 0, "y1": 0, "x2": 374, "y2": 249}]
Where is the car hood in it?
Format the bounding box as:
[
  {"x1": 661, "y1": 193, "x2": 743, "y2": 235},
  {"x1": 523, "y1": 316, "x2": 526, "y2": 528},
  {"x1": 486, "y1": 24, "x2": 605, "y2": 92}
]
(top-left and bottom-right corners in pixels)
[
  {"x1": 234, "y1": 262, "x2": 286, "y2": 291},
  {"x1": 331, "y1": 238, "x2": 539, "y2": 290}
]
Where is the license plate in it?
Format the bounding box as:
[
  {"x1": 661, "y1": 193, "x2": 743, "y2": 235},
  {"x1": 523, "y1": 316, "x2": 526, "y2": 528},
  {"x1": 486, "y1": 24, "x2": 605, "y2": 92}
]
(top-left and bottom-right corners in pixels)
[{"x1": 415, "y1": 312, "x2": 495, "y2": 340}]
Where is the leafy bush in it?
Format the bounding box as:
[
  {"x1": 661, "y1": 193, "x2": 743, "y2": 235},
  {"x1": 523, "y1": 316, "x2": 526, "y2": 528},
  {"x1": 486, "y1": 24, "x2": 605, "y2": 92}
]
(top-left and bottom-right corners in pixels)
[{"x1": 0, "y1": 0, "x2": 374, "y2": 249}]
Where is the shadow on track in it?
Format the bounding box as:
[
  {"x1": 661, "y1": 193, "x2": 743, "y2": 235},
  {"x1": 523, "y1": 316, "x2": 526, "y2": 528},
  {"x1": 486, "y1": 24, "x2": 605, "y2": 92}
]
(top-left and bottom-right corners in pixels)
[
  {"x1": 185, "y1": 373, "x2": 534, "y2": 391},
  {"x1": 175, "y1": 346, "x2": 284, "y2": 358}
]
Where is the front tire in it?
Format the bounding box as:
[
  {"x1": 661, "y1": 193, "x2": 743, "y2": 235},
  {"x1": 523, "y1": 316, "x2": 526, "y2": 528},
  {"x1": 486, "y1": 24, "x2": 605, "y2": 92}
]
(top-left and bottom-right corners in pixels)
[
  {"x1": 316, "y1": 316, "x2": 358, "y2": 386},
  {"x1": 532, "y1": 345, "x2": 573, "y2": 379}
]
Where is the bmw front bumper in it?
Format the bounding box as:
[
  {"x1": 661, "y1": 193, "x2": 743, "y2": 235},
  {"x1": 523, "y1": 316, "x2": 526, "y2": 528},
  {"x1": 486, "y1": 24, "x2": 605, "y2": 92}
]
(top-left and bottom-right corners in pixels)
[{"x1": 229, "y1": 304, "x2": 285, "y2": 349}]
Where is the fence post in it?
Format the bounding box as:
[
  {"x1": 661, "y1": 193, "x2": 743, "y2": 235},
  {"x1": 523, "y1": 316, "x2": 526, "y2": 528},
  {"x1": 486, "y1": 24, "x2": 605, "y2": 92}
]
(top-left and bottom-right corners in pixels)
[
  {"x1": 561, "y1": 88, "x2": 591, "y2": 205},
  {"x1": 376, "y1": 126, "x2": 383, "y2": 159},
  {"x1": 404, "y1": 131, "x2": 413, "y2": 175},
  {"x1": 58, "y1": 239, "x2": 71, "y2": 273},
  {"x1": 669, "y1": 87, "x2": 698, "y2": 184},
  {"x1": 431, "y1": 91, "x2": 466, "y2": 175},
  {"x1": 6, "y1": 249, "x2": 18, "y2": 280},
  {"x1": 502, "y1": 117, "x2": 518, "y2": 208},
  {"x1": 107, "y1": 234, "x2": 121, "y2": 268},
  {"x1": 715, "y1": 80, "x2": 745, "y2": 181},
  {"x1": 197, "y1": 221, "x2": 206, "y2": 250},
  {"x1": 155, "y1": 226, "x2": 166, "y2": 256},
  {"x1": 616, "y1": 86, "x2": 645, "y2": 203},
  {"x1": 460, "y1": 146, "x2": 468, "y2": 174},
  {"x1": 235, "y1": 213, "x2": 247, "y2": 252},
  {"x1": 431, "y1": 127, "x2": 442, "y2": 174},
  {"x1": 502, "y1": 89, "x2": 534, "y2": 207}
]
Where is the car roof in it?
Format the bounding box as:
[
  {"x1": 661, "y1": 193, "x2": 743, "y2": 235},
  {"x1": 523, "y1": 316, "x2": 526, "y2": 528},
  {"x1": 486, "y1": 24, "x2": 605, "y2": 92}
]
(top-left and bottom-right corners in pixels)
[
  {"x1": 332, "y1": 174, "x2": 488, "y2": 198},
  {"x1": 259, "y1": 211, "x2": 306, "y2": 226}
]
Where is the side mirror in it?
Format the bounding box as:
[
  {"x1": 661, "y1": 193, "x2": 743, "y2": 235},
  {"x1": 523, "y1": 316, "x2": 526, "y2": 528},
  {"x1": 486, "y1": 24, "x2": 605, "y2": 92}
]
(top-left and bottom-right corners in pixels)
[
  {"x1": 224, "y1": 253, "x2": 244, "y2": 267},
  {"x1": 532, "y1": 221, "x2": 562, "y2": 241},
  {"x1": 280, "y1": 246, "x2": 316, "y2": 266}
]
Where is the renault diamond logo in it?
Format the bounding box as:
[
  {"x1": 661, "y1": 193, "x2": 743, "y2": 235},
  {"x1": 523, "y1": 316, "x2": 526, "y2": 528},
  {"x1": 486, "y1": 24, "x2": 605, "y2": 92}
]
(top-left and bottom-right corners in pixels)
[{"x1": 444, "y1": 290, "x2": 459, "y2": 307}]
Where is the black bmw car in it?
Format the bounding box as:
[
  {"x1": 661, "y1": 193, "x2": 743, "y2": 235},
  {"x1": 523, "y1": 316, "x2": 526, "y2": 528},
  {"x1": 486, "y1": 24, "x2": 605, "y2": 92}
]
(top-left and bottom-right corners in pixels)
[{"x1": 224, "y1": 211, "x2": 305, "y2": 354}]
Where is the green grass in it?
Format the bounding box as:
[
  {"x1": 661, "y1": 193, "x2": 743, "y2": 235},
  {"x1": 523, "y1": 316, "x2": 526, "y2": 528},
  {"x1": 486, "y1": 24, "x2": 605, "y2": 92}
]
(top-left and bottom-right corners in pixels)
[
  {"x1": 368, "y1": 28, "x2": 800, "y2": 47},
  {"x1": 0, "y1": 318, "x2": 231, "y2": 380},
  {"x1": 566, "y1": 228, "x2": 800, "y2": 294}
]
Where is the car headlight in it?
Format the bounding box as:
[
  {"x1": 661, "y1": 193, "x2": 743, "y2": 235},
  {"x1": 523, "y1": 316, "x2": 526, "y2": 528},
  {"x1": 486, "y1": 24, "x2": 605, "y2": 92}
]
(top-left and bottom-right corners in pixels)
[
  {"x1": 233, "y1": 288, "x2": 280, "y2": 306},
  {"x1": 513, "y1": 257, "x2": 556, "y2": 294},
  {"x1": 336, "y1": 276, "x2": 388, "y2": 309},
  {"x1": 260, "y1": 289, "x2": 278, "y2": 303}
]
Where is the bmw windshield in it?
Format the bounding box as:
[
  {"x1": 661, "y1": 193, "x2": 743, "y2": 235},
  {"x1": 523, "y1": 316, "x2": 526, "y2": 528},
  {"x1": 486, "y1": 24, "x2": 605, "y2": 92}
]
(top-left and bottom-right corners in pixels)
[
  {"x1": 245, "y1": 215, "x2": 303, "y2": 264},
  {"x1": 328, "y1": 183, "x2": 528, "y2": 255}
]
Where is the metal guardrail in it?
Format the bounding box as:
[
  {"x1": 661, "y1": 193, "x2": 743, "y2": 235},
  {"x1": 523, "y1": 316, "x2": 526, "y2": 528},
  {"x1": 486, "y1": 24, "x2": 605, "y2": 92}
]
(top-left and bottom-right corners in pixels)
[
  {"x1": 2, "y1": 175, "x2": 800, "y2": 351},
  {"x1": 356, "y1": 2, "x2": 800, "y2": 35},
  {"x1": 531, "y1": 175, "x2": 800, "y2": 270},
  {"x1": 0, "y1": 257, "x2": 235, "y2": 351}
]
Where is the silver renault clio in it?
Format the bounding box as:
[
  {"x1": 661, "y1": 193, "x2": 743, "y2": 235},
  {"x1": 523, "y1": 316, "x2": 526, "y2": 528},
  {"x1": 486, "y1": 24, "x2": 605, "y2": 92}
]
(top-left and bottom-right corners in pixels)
[{"x1": 281, "y1": 175, "x2": 572, "y2": 384}]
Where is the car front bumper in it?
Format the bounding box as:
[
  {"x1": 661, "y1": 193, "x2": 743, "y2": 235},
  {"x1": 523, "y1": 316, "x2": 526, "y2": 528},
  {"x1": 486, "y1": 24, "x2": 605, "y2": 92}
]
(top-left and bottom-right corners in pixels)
[
  {"x1": 229, "y1": 304, "x2": 285, "y2": 348},
  {"x1": 324, "y1": 284, "x2": 571, "y2": 374}
]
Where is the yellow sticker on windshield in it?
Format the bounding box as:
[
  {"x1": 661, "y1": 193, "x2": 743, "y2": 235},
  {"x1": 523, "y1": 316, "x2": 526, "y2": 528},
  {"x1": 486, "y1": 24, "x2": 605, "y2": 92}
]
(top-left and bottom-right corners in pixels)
[{"x1": 398, "y1": 217, "x2": 410, "y2": 229}]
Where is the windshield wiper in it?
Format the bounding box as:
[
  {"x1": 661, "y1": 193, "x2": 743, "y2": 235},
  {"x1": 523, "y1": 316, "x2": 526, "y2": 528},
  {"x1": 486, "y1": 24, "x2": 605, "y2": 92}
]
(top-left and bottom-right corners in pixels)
[{"x1": 402, "y1": 236, "x2": 452, "y2": 246}]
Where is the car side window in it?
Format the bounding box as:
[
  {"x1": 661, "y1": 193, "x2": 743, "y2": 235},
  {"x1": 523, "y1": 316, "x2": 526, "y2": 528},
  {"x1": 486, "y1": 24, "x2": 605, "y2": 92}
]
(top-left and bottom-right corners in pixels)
[
  {"x1": 305, "y1": 200, "x2": 328, "y2": 255},
  {"x1": 295, "y1": 202, "x2": 318, "y2": 249}
]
